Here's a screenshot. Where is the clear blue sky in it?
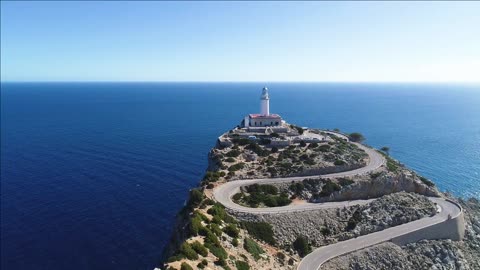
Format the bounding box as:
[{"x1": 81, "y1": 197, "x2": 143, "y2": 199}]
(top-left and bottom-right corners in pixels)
[{"x1": 1, "y1": 1, "x2": 479, "y2": 82}]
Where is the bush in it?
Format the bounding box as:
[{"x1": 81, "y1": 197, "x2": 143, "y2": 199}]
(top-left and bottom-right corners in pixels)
[
  {"x1": 232, "y1": 137, "x2": 250, "y2": 145},
  {"x1": 291, "y1": 125, "x2": 304, "y2": 135},
  {"x1": 228, "y1": 162, "x2": 245, "y2": 172},
  {"x1": 180, "y1": 242, "x2": 198, "y2": 260},
  {"x1": 276, "y1": 251, "x2": 286, "y2": 260},
  {"x1": 319, "y1": 180, "x2": 341, "y2": 197},
  {"x1": 209, "y1": 223, "x2": 222, "y2": 236},
  {"x1": 205, "y1": 242, "x2": 227, "y2": 259},
  {"x1": 318, "y1": 144, "x2": 331, "y2": 152},
  {"x1": 419, "y1": 176, "x2": 435, "y2": 187},
  {"x1": 386, "y1": 157, "x2": 399, "y2": 172},
  {"x1": 187, "y1": 189, "x2": 204, "y2": 209},
  {"x1": 189, "y1": 215, "x2": 203, "y2": 236},
  {"x1": 334, "y1": 159, "x2": 346, "y2": 166},
  {"x1": 232, "y1": 192, "x2": 243, "y2": 202},
  {"x1": 338, "y1": 177, "x2": 354, "y2": 187},
  {"x1": 180, "y1": 262, "x2": 193, "y2": 270},
  {"x1": 235, "y1": 260, "x2": 250, "y2": 270},
  {"x1": 223, "y1": 224, "x2": 240, "y2": 238},
  {"x1": 271, "y1": 146, "x2": 279, "y2": 153},
  {"x1": 242, "y1": 221, "x2": 276, "y2": 245},
  {"x1": 293, "y1": 235, "x2": 311, "y2": 257},
  {"x1": 349, "y1": 132, "x2": 365, "y2": 142},
  {"x1": 300, "y1": 140, "x2": 307, "y2": 147},
  {"x1": 191, "y1": 241, "x2": 208, "y2": 257},
  {"x1": 226, "y1": 149, "x2": 241, "y2": 157},
  {"x1": 232, "y1": 238, "x2": 239, "y2": 247},
  {"x1": 167, "y1": 254, "x2": 184, "y2": 262},
  {"x1": 225, "y1": 157, "x2": 236, "y2": 162},
  {"x1": 244, "y1": 238, "x2": 264, "y2": 260},
  {"x1": 308, "y1": 142, "x2": 319, "y2": 148}
]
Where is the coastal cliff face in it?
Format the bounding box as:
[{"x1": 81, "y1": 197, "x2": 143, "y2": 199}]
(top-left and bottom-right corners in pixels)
[
  {"x1": 231, "y1": 192, "x2": 437, "y2": 248},
  {"x1": 159, "y1": 128, "x2": 475, "y2": 270},
  {"x1": 322, "y1": 198, "x2": 480, "y2": 270}
]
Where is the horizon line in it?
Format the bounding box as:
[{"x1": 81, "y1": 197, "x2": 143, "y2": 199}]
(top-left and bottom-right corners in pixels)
[{"x1": 2, "y1": 80, "x2": 479, "y2": 84}]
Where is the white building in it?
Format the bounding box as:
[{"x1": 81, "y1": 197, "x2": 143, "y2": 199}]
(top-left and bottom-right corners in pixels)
[{"x1": 243, "y1": 87, "x2": 283, "y2": 128}]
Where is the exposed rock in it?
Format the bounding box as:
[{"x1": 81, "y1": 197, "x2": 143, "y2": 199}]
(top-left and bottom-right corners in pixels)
[
  {"x1": 232, "y1": 192, "x2": 436, "y2": 248},
  {"x1": 322, "y1": 198, "x2": 480, "y2": 270}
]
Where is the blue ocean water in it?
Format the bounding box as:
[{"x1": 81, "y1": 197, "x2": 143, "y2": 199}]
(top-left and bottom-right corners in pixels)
[{"x1": 1, "y1": 82, "x2": 479, "y2": 270}]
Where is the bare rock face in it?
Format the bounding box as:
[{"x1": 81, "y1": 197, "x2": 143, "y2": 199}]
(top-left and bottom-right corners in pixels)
[
  {"x1": 232, "y1": 192, "x2": 436, "y2": 248},
  {"x1": 321, "y1": 198, "x2": 480, "y2": 270},
  {"x1": 311, "y1": 171, "x2": 440, "y2": 203}
]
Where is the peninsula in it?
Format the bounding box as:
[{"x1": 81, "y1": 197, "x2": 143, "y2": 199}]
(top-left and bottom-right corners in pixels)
[{"x1": 159, "y1": 87, "x2": 478, "y2": 270}]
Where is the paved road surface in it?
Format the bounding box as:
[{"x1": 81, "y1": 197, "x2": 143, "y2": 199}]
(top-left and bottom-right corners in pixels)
[
  {"x1": 298, "y1": 197, "x2": 462, "y2": 270},
  {"x1": 213, "y1": 142, "x2": 384, "y2": 214},
  {"x1": 212, "y1": 134, "x2": 462, "y2": 269}
]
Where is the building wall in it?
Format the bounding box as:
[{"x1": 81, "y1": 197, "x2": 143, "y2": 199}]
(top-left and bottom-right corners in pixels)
[
  {"x1": 250, "y1": 117, "x2": 281, "y2": 127},
  {"x1": 261, "y1": 99, "x2": 269, "y2": 116}
]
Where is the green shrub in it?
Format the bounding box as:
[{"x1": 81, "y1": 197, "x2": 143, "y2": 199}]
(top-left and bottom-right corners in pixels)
[
  {"x1": 289, "y1": 182, "x2": 305, "y2": 195},
  {"x1": 226, "y1": 149, "x2": 241, "y2": 157},
  {"x1": 187, "y1": 189, "x2": 204, "y2": 209},
  {"x1": 223, "y1": 224, "x2": 240, "y2": 238},
  {"x1": 235, "y1": 260, "x2": 250, "y2": 270},
  {"x1": 338, "y1": 177, "x2": 354, "y2": 187},
  {"x1": 209, "y1": 223, "x2": 222, "y2": 236},
  {"x1": 179, "y1": 242, "x2": 198, "y2": 260},
  {"x1": 191, "y1": 241, "x2": 208, "y2": 257},
  {"x1": 319, "y1": 180, "x2": 341, "y2": 197},
  {"x1": 271, "y1": 146, "x2": 279, "y2": 153},
  {"x1": 317, "y1": 144, "x2": 330, "y2": 152},
  {"x1": 180, "y1": 262, "x2": 193, "y2": 270},
  {"x1": 243, "y1": 238, "x2": 264, "y2": 260},
  {"x1": 300, "y1": 141, "x2": 307, "y2": 147},
  {"x1": 232, "y1": 192, "x2": 243, "y2": 202},
  {"x1": 334, "y1": 159, "x2": 346, "y2": 166},
  {"x1": 242, "y1": 221, "x2": 276, "y2": 245},
  {"x1": 189, "y1": 215, "x2": 203, "y2": 236},
  {"x1": 228, "y1": 162, "x2": 245, "y2": 172},
  {"x1": 349, "y1": 132, "x2": 365, "y2": 142},
  {"x1": 167, "y1": 254, "x2": 184, "y2": 262},
  {"x1": 225, "y1": 157, "x2": 235, "y2": 162},
  {"x1": 292, "y1": 235, "x2": 311, "y2": 257},
  {"x1": 419, "y1": 176, "x2": 435, "y2": 187},
  {"x1": 232, "y1": 238, "x2": 239, "y2": 247},
  {"x1": 205, "y1": 241, "x2": 227, "y2": 259},
  {"x1": 386, "y1": 157, "x2": 399, "y2": 172}
]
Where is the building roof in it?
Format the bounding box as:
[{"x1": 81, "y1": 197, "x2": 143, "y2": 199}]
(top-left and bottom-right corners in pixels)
[{"x1": 249, "y1": 114, "x2": 282, "y2": 119}]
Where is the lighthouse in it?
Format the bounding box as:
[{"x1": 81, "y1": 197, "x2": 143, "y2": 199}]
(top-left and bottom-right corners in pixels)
[
  {"x1": 242, "y1": 87, "x2": 282, "y2": 128},
  {"x1": 260, "y1": 87, "x2": 270, "y2": 116}
]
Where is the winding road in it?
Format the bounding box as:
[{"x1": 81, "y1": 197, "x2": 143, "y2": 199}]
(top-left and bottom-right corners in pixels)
[{"x1": 212, "y1": 135, "x2": 463, "y2": 269}]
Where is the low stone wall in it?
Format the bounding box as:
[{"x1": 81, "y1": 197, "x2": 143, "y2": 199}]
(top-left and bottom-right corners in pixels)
[{"x1": 391, "y1": 199, "x2": 465, "y2": 246}]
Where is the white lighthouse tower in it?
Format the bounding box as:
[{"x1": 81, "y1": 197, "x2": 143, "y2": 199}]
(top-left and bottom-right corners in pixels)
[{"x1": 260, "y1": 87, "x2": 270, "y2": 116}]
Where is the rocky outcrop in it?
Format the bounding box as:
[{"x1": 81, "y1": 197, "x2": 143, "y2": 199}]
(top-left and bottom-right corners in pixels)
[
  {"x1": 322, "y1": 198, "x2": 480, "y2": 270},
  {"x1": 311, "y1": 171, "x2": 440, "y2": 203},
  {"x1": 232, "y1": 192, "x2": 436, "y2": 248}
]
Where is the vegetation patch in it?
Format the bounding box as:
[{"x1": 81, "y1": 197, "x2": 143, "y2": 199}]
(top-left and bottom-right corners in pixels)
[
  {"x1": 292, "y1": 235, "x2": 312, "y2": 257},
  {"x1": 235, "y1": 260, "x2": 250, "y2": 270},
  {"x1": 235, "y1": 184, "x2": 291, "y2": 207},
  {"x1": 242, "y1": 221, "x2": 276, "y2": 245},
  {"x1": 419, "y1": 176, "x2": 435, "y2": 187},
  {"x1": 243, "y1": 238, "x2": 265, "y2": 260}
]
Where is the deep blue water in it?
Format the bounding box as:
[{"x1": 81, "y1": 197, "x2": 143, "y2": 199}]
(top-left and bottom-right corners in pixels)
[{"x1": 1, "y1": 82, "x2": 479, "y2": 270}]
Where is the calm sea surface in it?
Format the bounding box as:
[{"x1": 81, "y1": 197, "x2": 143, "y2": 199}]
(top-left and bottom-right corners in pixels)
[{"x1": 1, "y1": 82, "x2": 479, "y2": 270}]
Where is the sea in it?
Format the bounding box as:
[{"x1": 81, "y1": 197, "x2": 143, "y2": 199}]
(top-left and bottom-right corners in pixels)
[{"x1": 1, "y1": 82, "x2": 479, "y2": 270}]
